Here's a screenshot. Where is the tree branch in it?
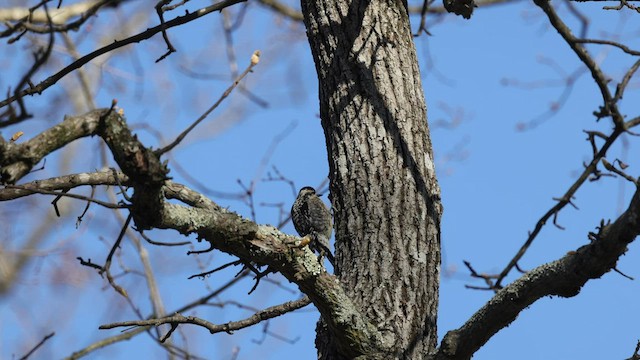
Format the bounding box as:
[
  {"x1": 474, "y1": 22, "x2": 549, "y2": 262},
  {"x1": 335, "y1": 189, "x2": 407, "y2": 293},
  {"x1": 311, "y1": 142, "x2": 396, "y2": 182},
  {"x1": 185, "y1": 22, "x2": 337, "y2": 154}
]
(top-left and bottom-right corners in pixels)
[
  {"x1": 0, "y1": 169, "x2": 128, "y2": 200},
  {"x1": 489, "y1": 0, "x2": 634, "y2": 288},
  {"x1": 18, "y1": 332, "x2": 55, "y2": 360},
  {"x1": 435, "y1": 184, "x2": 640, "y2": 359},
  {"x1": 0, "y1": 0, "x2": 121, "y2": 37},
  {"x1": 0, "y1": 109, "x2": 105, "y2": 183},
  {"x1": 100, "y1": 297, "x2": 312, "y2": 339},
  {"x1": 2, "y1": 184, "x2": 124, "y2": 209},
  {"x1": 156, "y1": 50, "x2": 260, "y2": 155},
  {"x1": 534, "y1": 0, "x2": 622, "y2": 127},
  {"x1": 0, "y1": 0, "x2": 246, "y2": 110},
  {"x1": 149, "y1": 200, "x2": 383, "y2": 356},
  {"x1": 0, "y1": 108, "x2": 386, "y2": 358}
]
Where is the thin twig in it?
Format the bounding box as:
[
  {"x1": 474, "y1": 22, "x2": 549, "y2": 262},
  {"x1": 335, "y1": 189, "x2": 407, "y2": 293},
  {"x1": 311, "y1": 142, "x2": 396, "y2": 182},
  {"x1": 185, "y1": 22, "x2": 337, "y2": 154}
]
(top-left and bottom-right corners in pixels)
[
  {"x1": 156, "y1": 50, "x2": 261, "y2": 155},
  {"x1": 102, "y1": 213, "x2": 132, "y2": 298},
  {"x1": 188, "y1": 260, "x2": 243, "y2": 279},
  {"x1": 18, "y1": 332, "x2": 55, "y2": 360},
  {"x1": 2, "y1": 185, "x2": 126, "y2": 209}
]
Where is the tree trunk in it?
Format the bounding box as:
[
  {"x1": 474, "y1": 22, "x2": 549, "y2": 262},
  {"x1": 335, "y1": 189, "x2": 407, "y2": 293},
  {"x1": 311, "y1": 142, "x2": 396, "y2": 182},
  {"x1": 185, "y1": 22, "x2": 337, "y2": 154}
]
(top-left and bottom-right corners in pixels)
[{"x1": 301, "y1": 0, "x2": 443, "y2": 358}]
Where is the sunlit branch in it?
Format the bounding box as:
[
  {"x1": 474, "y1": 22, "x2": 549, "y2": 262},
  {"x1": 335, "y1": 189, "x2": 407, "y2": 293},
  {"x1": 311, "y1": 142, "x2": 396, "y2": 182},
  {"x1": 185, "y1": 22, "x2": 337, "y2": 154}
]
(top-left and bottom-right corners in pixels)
[{"x1": 0, "y1": 169, "x2": 129, "y2": 200}]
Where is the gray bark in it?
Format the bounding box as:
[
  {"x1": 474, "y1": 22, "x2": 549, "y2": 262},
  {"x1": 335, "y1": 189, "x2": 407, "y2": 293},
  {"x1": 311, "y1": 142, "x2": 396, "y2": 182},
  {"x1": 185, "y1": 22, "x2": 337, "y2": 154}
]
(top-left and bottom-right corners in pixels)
[{"x1": 301, "y1": 0, "x2": 443, "y2": 358}]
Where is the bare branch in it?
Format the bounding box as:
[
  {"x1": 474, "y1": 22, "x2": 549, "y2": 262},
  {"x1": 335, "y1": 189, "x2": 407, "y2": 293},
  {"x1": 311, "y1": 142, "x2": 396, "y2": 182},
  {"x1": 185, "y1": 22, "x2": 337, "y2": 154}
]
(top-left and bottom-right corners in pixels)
[
  {"x1": 615, "y1": 59, "x2": 640, "y2": 106},
  {"x1": 601, "y1": 158, "x2": 638, "y2": 185},
  {"x1": 534, "y1": 0, "x2": 623, "y2": 127},
  {"x1": 2, "y1": 184, "x2": 125, "y2": 209},
  {"x1": 2, "y1": 1, "x2": 55, "y2": 125},
  {"x1": 0, "y1": 109, "x2": 105, "y2": 183},
  {"x1": 18, "y1": 332, "x2": 55, "y2": 360},
  {"x1": 99, "y1": 297, "x2": 312, "y2": 338},
  {"x1": 435, "y1": 186, "x2": 640, "y2": 359},
  {"x1": 489, "y1": 0, "x2": 635, "y2": 288},
  {"x1": 0, "y1": 169, "x2": 128, "y2": 199},
  {"x1": 65, "y1": 271, "x2": 251, "y2": 359},
  {"x1": 574, "y1": 38, "x2": 640, "y2": 56},
  {"x1": 101, "y1": 214, "x2": 132, "y2": 298},
  {"x1": 156, "y1": 50, "x2": 261, "y2": 155},
  {"x1": 1, "y1": 0, "x2": 121, "y2": 38},
  {"x1": 493, "y1": 122, "x2": 624, "y2": 288},
  {"x1": 0, "y1": 0, "x2": 247, "y2": 110}
]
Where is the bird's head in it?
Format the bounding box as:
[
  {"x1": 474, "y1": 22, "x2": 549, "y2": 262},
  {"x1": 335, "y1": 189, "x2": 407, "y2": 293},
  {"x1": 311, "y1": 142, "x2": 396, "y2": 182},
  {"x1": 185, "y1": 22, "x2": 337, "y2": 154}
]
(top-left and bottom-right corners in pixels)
[{"x1": 297, "y1": 186, "x2": 317, "y2": 198}]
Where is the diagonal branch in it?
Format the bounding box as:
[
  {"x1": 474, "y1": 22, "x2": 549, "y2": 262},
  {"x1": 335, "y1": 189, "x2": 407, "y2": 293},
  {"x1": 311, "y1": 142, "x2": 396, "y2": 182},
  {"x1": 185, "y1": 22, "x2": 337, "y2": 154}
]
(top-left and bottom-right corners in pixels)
[
  {"x1": 435, "y1": 184, "x2": 640, "y2": 359},
  {"x1": 18, "y1": 332, "x2": 55, "y2": 360},
  {"x1": 534, "y1": 0, "x2": 622, "y2": 127},
  {"x1": 0, "y1": 0, "x2": 246, "y2": 110},
  {"x1": 489, "y1": 0, "x2": 635, "y2": 288},
  {"x1": 493, "y1": 124, "x2": 624, "y2": 288},
  {"x1": 156, "y1": 51, "x2": 260, "y2": 155}
]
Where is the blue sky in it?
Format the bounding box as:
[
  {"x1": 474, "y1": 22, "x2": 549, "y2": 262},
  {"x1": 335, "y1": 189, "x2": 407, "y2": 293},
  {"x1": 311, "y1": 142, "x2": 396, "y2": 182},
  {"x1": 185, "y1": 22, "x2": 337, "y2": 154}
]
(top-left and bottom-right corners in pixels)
[{"x1": 1, "y1": 1, "x2": 639, "y2": 359}]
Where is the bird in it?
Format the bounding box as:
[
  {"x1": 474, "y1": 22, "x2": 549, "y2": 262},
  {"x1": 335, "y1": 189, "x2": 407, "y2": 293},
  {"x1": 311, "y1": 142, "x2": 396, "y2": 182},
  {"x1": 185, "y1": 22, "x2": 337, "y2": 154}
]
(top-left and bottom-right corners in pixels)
[{"x1": 291, "y1": 186, "x2": 334, "y2": 267}]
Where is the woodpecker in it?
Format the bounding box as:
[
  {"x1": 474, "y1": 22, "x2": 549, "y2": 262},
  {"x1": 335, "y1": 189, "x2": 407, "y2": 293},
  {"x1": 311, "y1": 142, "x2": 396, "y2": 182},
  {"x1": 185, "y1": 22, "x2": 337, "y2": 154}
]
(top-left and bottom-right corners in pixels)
[{"x1": 291, "y1": 186, "x2": 334, "y2": 266}]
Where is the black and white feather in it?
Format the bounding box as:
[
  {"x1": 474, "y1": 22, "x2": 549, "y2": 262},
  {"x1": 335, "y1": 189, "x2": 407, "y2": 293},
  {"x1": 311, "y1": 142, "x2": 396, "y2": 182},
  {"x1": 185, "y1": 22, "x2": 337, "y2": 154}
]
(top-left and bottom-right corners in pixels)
[{"x1": 291, "y1": 186, "x2": 334, "y2": 266}]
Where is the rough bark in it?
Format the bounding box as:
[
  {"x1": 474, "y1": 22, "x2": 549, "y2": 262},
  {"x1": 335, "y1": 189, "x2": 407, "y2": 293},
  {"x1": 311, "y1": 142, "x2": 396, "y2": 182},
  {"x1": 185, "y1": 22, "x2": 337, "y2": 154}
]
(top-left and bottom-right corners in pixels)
[{"x1": 301, "y1": 0, "x2": 442, "y2": 358}]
